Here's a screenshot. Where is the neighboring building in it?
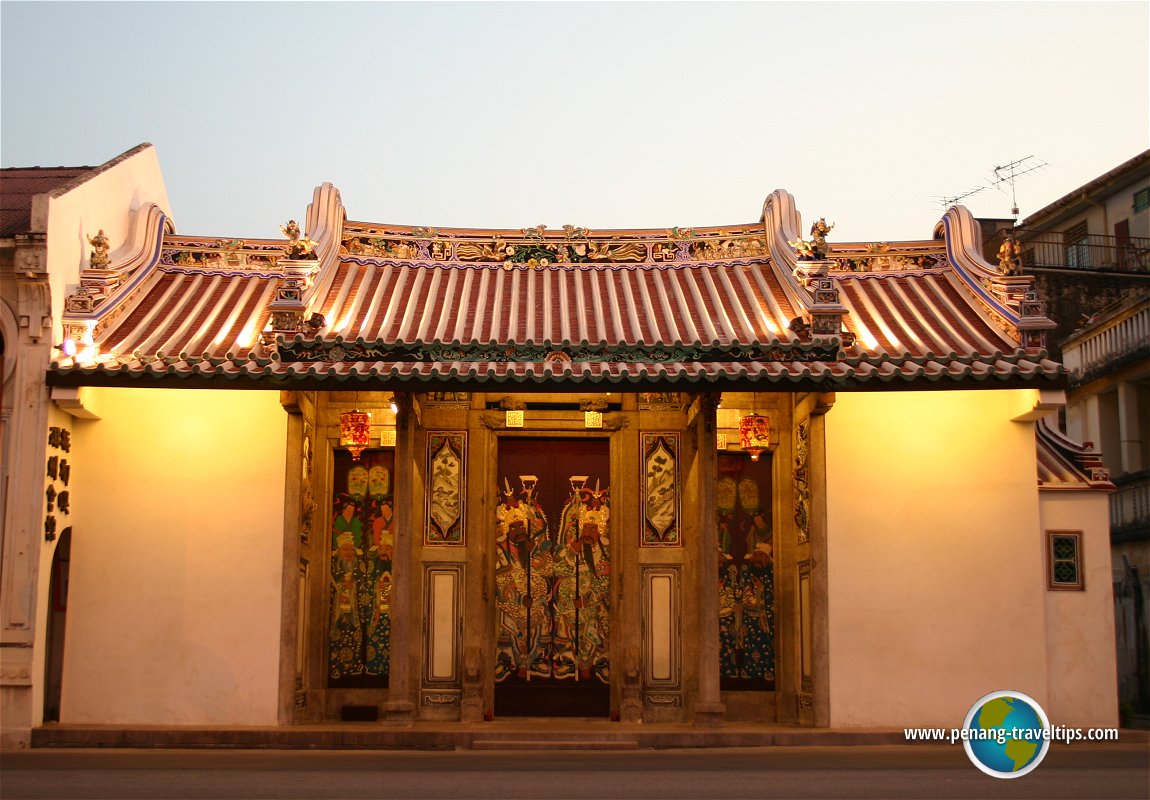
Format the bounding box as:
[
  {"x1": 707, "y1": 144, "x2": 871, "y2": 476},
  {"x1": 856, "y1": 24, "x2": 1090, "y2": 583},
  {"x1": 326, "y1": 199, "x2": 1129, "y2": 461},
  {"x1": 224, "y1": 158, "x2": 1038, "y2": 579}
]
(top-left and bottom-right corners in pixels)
[
  {"x1": 1061, "y1": 293, "x2": 1150, "y2": 719},
  {"x1": 983, "y1": 151, "x2": 1149, "y2": 722},
  {"x1": 1004, "y1": 150, "x2": 1150, "y2": 360},
  {"x1": 1, "y1": 145, "x2": 1119, "y2": 749}
]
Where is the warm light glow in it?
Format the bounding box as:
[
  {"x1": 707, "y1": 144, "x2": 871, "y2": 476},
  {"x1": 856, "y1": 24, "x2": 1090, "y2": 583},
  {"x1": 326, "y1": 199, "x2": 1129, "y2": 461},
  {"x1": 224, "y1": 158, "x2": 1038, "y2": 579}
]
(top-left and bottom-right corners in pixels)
[
  {"x1": 339, "y1": 409, "x2": 372, "y2": 460},
  {"x1": 739, "y1": 413, "x2": 771, "y2": 461},
  {"x1": 236, "y1": 321, "x2": 259, "y2": 349}
]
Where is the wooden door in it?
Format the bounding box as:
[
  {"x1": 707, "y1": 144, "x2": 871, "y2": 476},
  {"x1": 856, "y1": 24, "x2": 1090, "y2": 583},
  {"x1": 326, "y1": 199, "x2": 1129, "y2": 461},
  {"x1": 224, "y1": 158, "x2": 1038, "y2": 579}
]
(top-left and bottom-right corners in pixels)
[{"x1": 493, "y1": 437, "x2": 611, "y2": 717}]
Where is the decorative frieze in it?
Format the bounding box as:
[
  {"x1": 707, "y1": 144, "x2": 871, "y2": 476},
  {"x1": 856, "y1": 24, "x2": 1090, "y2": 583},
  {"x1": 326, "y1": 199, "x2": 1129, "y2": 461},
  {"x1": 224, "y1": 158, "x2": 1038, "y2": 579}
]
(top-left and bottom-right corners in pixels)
[
  {"x1": 279, "y1": 339, "x2": 841, "y2": 366},
  {"x1": 340, "y1": 222, "x2": 776, "y2": 265}
]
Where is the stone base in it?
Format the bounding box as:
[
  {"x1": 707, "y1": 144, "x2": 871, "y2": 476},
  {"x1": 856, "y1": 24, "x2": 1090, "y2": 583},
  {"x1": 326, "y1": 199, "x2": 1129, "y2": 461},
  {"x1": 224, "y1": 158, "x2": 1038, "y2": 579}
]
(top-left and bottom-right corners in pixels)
[
  {"x1": 379, "y1": 700, "x2": 414, "y2": 727},
  {"x1": 0, "y1": 686, "x2": 32, "y2": 750},
  {"x1": 692, "y1": 701, "x2": 726, "y2": 728},
  {"x1": 460, "y1": 695, "x2": 483, "y2": 723},
  {"x1": 620, "y1": 688, "x2": 642, "y2": 723}
]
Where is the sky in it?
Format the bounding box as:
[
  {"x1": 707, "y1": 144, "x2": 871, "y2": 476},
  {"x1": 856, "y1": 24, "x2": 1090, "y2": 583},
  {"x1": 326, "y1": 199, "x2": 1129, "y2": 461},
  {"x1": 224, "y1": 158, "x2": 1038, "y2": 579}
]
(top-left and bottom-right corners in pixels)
[{"x1": 2, "y1": 1, "x2": 1147, "y2": 243}]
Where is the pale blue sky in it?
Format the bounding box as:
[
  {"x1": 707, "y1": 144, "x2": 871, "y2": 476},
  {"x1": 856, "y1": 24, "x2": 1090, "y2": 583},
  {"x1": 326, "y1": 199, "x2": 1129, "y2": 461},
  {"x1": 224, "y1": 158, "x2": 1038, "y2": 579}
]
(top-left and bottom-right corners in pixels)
[{"x1": 2, "y1": 1, "x2": 1147, "y2": 242}]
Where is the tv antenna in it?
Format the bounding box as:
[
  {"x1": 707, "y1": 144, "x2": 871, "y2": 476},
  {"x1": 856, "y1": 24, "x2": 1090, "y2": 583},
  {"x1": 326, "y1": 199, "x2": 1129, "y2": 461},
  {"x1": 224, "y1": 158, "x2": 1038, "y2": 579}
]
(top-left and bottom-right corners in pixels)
[
  {"x1": 990, "y1": 155, "x2": 1049, "y2": 220},
  {"x1": 935, "y1": 185, "x2": 988, "y2": 210}
]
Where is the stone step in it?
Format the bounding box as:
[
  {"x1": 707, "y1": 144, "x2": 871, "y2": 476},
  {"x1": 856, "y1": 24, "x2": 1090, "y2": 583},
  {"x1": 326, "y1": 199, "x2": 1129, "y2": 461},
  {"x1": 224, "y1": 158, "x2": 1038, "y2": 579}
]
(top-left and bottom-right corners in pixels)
[{"x1": 470, "y1": 739, "x2": 641, "y2": 751}]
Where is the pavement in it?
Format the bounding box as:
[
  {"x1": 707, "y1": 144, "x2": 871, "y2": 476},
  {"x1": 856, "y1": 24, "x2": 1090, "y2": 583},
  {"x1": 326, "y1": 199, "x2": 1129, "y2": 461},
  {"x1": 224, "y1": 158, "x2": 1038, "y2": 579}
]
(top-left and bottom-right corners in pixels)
[
  {"x1": 3, "y1": 744, "x2": 1149, "y2": 799},
  {"x1": 28, "y1": 720, "x2": 1150, "y2": 751}
]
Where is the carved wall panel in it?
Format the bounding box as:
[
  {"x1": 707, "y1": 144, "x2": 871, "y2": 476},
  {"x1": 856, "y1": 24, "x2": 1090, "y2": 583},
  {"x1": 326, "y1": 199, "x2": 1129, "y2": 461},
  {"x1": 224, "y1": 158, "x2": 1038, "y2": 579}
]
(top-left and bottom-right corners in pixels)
[
  {"x1": 425, "y1": 432, "x2": 466, "y2": 545},
  {"x1": 641, "y1": 432, "x2": 681, "y2": 547}
]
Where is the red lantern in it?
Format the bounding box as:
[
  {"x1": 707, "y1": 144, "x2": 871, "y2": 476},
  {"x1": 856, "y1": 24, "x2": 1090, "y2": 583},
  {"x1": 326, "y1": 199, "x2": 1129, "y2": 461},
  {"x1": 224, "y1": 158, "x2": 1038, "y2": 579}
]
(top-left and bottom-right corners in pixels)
[
  {"x1": 339, "y1": 409, "x2": 372, "y2": 461},
  {"x1": 739, "y1": 414, "x2": 771, "y2": 461}
]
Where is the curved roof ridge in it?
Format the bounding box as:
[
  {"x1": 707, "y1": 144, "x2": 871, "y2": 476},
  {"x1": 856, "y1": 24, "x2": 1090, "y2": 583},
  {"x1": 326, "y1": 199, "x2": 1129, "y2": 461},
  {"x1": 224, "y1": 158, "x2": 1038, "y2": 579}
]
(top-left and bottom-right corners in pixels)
[{"x1": 1036, "y1": 415, "x2": 1115, "y2": 491}]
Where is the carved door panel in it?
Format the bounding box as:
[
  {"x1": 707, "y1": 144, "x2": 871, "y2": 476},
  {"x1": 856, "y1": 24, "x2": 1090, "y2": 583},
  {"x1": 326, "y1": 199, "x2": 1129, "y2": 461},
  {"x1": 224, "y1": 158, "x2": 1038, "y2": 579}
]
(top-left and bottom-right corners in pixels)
[{"x1": 494, "y1": 437, "x2": 611, "y2": 717}]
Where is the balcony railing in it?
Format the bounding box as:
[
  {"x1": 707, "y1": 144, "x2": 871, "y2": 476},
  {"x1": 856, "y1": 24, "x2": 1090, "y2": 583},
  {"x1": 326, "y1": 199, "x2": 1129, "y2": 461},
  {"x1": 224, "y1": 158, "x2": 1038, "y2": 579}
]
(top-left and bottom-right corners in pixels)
[
  {"x1": 1061, "y1": 297, "x2": 1150, "y2": 381},
  {"x1": 1111, "y1": 471, "x2": 1150, "y2": 542},
  {"x1": 1016, "y1": 229, "x2": 1150, "y2": 273}
]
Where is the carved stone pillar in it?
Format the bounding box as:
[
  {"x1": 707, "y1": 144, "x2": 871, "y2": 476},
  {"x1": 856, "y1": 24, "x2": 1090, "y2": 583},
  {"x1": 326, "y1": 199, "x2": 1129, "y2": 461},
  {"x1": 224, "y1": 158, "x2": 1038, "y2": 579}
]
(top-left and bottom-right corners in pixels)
[
  {"x1": 381, "y1": 391, "x2": 415, "y2": 725},
  {"x1": 692, "y1": 393, "x2": 725, "y2": 726},
  {"x1": 0, "y1": 240, "x2": 52, "y2": 750}
]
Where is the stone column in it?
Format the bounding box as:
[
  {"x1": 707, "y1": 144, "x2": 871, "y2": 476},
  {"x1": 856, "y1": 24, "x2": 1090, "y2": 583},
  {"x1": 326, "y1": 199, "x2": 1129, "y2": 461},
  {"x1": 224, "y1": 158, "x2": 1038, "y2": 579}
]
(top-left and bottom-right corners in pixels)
[
  {"x1": 0, "y1": 245, "x2": 52, "y2": 750},
  {"x1": 1118, "y1": 381, "x2": 1144, "y2": 474},
  {"x1": 692, "y1": 393, "x2": 725, "y2": 726},
  {"x1": 381, "y1": 391, "x2": 415, "y2": 725}
]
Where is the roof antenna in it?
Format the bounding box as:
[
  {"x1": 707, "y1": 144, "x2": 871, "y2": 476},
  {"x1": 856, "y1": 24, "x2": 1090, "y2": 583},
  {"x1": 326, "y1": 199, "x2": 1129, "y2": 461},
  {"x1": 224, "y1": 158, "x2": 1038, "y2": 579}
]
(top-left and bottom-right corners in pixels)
[
  {"x1": 935, "y1": 185, "x2": 988, "y2": 210},
  {"x1": 990, "y1": 155, "x2": 1049, "y2": 222}
]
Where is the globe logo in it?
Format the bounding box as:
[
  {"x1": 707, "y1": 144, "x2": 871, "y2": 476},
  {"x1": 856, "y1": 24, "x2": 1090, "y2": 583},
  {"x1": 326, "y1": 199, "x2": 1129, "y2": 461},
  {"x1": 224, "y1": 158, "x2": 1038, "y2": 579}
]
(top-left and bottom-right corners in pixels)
[{"x1": 962, "y1": 690, "x2": 1051, "y2": 778}]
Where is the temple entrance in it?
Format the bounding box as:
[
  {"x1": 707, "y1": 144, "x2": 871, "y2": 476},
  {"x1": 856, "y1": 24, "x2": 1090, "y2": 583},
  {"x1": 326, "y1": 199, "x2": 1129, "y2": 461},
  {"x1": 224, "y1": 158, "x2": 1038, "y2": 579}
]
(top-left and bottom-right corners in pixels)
[{"x1": 493, "y1": 437, "x2": 611, "y2": 717}]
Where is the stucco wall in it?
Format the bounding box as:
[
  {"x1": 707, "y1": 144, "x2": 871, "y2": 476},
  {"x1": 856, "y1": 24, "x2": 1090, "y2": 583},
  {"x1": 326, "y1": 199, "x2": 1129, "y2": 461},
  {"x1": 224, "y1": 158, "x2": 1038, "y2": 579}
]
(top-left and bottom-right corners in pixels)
[
  {"x1": 1038, "y1": 491, "x2": 1118, "y2": 727},
  {"x1": 61, "y1": 388, "x2": 286, "y2": 725},
  {"x1": 42, "y1": 145, "x2": 170, "y2": 345},
  {"x1": 825, "y1": 390, "x2": 1050, "y2": 728}
]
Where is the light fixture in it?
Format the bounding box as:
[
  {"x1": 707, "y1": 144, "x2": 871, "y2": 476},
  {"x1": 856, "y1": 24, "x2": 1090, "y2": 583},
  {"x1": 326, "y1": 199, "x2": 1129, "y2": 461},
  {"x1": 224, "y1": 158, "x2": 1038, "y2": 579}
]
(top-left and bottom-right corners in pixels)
[
  {"x1": 339, "y1": 397, "x2": 372, "y2": 461},
  {"x1": 389, "y1": 395, "x2": 399, "y2": 414},
  {"x1": 739, "y1": 412, "x2": 771, "y2": 461}
]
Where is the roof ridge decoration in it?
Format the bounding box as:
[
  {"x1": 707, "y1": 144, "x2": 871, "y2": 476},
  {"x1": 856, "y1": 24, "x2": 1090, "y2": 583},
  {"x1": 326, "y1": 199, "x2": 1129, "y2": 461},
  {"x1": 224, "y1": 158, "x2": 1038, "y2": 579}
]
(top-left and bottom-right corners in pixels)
[
  {"x1": 935, "y1": 206, "x2": 1056, "y2": 349},
  {"x1": 1036, "y1": 415, "x2": 1115, "y2": 491},
  {"x1": 60, "y1": 202, "x2": 171, "y2": 362},
  {"x1": 761, "y1": 190, "x2": 850, "y2": 343},
  {"x1": 340, "y1": 221, "x2": 772, "y2": 265},
  {"x1": 261, "y1": 183, "x2": 345, "y2": 346},
  {"x1": 160, "y1": 235, "x2": 288, "y2": 274}
]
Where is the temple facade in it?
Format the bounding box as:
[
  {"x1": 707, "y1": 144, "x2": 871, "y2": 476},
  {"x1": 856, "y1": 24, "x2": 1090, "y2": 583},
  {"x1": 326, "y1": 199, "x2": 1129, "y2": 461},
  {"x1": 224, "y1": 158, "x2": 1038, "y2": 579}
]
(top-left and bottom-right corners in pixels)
[{"x1": 0, "y1": 145, "x2": 1118, "y2": 748}]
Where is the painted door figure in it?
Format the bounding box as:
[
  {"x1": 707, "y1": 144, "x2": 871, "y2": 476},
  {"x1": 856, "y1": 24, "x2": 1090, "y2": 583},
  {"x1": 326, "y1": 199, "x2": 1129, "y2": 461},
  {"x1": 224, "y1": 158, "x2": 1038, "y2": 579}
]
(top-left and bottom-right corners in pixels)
[
  {"x1": 717, "y1": 452, "x2": 775, "y2": 689},
  {"x1": 494, "y1": 438, "x2": 610, "y2": 716},
  {"x1": 328, "y1": 449, "x2": 394, "y2": 687}
]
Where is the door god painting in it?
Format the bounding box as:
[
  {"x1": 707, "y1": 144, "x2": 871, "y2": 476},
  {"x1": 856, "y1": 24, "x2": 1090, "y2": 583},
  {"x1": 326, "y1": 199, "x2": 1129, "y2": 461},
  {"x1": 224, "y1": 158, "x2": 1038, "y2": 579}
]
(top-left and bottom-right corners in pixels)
[
  {"x1": 717, "y1": 453, "x2": 775, "y2": 689},
  {"x1": 329, "y1": 449, "x2": 395, "y2": 685},
  {"x1": 494, "y1": 474, "x2": 611, "y2": 685}
]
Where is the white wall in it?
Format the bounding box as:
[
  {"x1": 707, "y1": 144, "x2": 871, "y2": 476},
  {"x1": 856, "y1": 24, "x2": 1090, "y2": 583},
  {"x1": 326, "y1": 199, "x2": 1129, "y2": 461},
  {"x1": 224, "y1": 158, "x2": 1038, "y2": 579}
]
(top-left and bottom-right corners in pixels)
[
  {"x1": 1104, "y1": 187, "x2": 1148, "y2": 238},
  {"x1": 62, "y1": 388, "x2": 286, "y2": 725},
  {"x1": 1039, "y1": 491, "x2": 1118, "y2": 727},
  {"x1": 42, "y1": 145, "x2": 171, "y2": 344},
  {"x1": 825, "y1": 390, "x2": 1050, "y2": 728}
]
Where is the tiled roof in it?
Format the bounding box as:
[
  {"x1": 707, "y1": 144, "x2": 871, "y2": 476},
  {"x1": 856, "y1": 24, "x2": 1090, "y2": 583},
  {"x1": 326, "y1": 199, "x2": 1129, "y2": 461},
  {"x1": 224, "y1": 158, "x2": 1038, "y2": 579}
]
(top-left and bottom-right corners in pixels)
[
  {"x1": 0, "y1": 167, "x2": 94, "y2": 237},
  {"x1": 47, "y1": 190, "x2": 1065, "y2": 391},
  {"x1": 317, "y1": 259, "x2": 799, "y2": 347},
  {"x1": 1036, "y1": 416, "x2": 1114, "y2": 491}
]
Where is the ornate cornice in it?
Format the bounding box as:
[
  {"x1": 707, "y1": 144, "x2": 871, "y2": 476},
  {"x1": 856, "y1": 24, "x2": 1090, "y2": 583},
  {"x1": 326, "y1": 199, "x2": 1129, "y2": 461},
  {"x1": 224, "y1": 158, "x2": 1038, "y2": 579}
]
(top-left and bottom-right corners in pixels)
[{"x1": 278, "y1": 338, "x2": 842, "y2": 365}]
